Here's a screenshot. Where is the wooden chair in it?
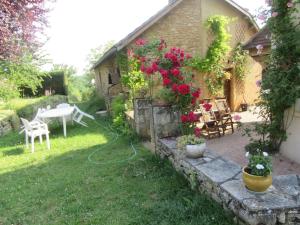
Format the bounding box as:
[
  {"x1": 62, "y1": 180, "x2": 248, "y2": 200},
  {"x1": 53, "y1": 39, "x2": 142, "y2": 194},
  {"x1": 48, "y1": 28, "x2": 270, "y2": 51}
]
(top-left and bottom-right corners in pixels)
[
  {"x1": 199, "y1": 104, "x2": 221, "y2": 139},
  {"x1": 214, "y1": 99, "x2": 234, "y2": 135}
]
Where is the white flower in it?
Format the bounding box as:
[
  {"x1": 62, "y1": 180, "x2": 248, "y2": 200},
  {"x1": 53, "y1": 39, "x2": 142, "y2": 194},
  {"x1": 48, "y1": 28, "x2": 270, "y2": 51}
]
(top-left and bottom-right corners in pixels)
[
  {"x1": 256, "y1": 164, "x2": 265, "y2": 170},
  {"x1": 262, "y1": 89, "x2": 270, "y2": 94},
  {"x1": 263, "y1": 152, "x2": 269, "y2": 157},
  {"x1": 245, "y1": 152, "x2": 250, "y2": 158}
]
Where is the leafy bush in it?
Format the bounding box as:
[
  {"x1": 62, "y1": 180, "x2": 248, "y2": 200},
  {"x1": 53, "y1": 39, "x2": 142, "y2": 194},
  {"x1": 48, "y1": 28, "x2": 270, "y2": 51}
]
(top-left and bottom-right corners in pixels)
[
  {"x1": 68, "y1": 75, "x2": 95, "y2": 102},
  {"x1": 246, "y1": 149, "x2": 272, "y2": 177},
  {"x1": 3, "y1": 95, "x2": 67, "y2": 119},
  {"x1": 111, "y1": 94, "x2": 136, "y2": 138},
  {"x1": 177, "y1": 135, "x2": 205, "y2": 150}
]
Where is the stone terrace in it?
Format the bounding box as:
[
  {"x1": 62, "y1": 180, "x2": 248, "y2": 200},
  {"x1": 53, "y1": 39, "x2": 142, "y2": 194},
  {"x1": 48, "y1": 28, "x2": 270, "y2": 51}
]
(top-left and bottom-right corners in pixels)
[{"x1": 157, "y1": 138, "x2": 300, "y2": 225}]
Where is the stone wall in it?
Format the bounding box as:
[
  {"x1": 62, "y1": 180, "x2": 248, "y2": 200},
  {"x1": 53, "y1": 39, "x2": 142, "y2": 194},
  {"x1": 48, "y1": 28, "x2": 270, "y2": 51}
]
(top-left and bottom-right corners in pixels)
[
  {"x1": 131, "y1": 99, "x2": 181, "y2": 143},
  {"x1": 0, "y1": 111, "x2": 20, "y2": 137},
  {"x1": 157, "y1": 137, "x2": 300, "y2": 225},
  {"x1": 133, "y1": 98, "x2": 152, "y2": 139}
]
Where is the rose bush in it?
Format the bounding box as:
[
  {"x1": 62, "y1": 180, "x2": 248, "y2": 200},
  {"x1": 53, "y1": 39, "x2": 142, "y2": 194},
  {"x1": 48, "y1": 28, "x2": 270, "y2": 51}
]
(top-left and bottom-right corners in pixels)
[{"x1": 130, "y1": 39, "x2": 202, "y2": 135}]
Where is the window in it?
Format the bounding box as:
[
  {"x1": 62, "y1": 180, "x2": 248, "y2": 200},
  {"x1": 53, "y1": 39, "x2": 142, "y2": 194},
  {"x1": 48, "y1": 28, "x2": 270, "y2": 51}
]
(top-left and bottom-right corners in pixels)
[{"x1": 108, "y1": 73, "x2": 113, "y2": 84}]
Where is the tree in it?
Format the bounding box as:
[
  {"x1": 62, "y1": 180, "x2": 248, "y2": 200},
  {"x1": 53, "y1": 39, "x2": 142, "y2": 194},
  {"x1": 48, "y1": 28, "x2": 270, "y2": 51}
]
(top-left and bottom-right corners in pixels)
[
  {"x1": 85, "y1": 40, "x2": 115, "y2": 71},
  {"x1": 0, "y1": 0, "x2": 50, "y2": 60},
  {"x1": 0, "y1": 52, "x2": 48, "y2": 100}
]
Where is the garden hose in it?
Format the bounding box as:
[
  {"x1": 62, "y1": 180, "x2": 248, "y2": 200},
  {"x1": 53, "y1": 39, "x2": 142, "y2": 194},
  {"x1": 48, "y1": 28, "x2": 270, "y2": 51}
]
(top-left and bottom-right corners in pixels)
[{"x1": 87, "y1": 118, "x2": 138, "y2": 165}]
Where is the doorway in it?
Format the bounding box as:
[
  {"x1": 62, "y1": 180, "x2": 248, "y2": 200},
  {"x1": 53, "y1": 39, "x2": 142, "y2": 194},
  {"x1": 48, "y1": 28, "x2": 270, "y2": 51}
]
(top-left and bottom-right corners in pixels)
[{"x1": 223, "y1": 79, "x2": 232, "y2": 110}]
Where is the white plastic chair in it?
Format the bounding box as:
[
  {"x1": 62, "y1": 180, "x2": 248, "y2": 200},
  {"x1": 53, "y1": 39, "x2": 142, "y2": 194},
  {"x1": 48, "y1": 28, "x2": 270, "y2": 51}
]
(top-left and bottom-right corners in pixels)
[
  {"x1": 72, "y1": 105, "x2": 95, "y2": 127},
  {"x1": 20, "y1": 108, "x2": 49, "y2": 134},
  {"x1": 20, "y1": 118, "x2": 50, "y2": 153},
  {"x1": 56, "y1": 103, "x2": 70, "y2": 109}
]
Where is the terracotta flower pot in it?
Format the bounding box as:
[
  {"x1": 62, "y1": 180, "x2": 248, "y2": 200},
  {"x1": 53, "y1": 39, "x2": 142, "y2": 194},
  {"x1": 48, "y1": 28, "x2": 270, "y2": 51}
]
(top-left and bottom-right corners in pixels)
[
  {"x1": 242, "y1": 167, "x2": 272, "y2": 192},
  {"x1": 186, "y1": 143, "x2": 206, "y2": 158}
]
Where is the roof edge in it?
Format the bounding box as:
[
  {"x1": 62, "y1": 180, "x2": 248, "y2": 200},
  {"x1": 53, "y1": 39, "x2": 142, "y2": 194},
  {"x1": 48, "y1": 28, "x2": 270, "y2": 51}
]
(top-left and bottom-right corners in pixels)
[
  {"x1": 92, "y1": 0, "x2": 260, "y2": 70},
  {"x1": 224, "y1": 0, "x2": 259, "y2": 31}
]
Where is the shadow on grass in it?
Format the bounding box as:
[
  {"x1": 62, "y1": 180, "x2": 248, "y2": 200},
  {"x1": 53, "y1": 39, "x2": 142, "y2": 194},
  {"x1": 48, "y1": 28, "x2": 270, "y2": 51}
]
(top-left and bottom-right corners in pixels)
[
  {"x1": 2, "y1": 147, "x2": 24, "y2": 156},
  {"x1": 0, "y1": 139, "x2": 234, "y2": 225}
]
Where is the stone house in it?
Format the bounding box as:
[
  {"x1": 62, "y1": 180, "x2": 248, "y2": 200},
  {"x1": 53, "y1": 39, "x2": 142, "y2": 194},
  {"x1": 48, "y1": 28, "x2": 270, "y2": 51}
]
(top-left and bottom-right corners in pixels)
[{"x1": 93, "y1": 0, "x2": 262, "y2": 111}]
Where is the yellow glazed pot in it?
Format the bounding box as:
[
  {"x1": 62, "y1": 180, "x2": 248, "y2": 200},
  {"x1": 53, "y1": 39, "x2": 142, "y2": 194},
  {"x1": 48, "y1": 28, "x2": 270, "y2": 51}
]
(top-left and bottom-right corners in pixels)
[{"x1": 242, "y1": 167, "x2": 272, "y2": 192}]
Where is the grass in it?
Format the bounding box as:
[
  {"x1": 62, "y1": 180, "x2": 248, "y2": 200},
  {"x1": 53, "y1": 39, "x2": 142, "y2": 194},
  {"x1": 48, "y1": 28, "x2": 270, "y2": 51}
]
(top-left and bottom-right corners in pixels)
[{"x1": 0, "y1": 116, "x2": 234, "y2": 225}]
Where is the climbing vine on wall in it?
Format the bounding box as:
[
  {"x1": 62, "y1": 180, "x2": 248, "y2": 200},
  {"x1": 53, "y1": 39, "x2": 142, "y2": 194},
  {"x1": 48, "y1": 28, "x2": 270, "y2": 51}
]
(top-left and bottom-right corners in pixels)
[
  {"x1": 255, "y1": 0, "x2": 300, "y2": 151},
  {"x1": 232, "y1": 44, "x2": 248, "y2": 80},
  {"x1": 188, "y1": 15, "x2": 231, "y2": 95},
  {"x1": 118, "y1": 49, "x2": 149, "y2": 99}
]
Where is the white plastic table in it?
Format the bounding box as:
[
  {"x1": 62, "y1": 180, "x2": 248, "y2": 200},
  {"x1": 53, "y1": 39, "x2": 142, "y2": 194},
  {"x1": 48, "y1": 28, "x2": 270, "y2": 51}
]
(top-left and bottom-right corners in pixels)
[{"x1": 38, "y1": 107, "x2": 74, "y2": 137}]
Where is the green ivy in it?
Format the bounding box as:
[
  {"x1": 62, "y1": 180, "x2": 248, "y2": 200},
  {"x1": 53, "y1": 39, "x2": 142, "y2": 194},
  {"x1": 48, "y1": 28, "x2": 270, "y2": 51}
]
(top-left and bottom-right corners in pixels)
[
  {"x1": 259, "y1": 0, "x2": 300, "y2": 151},
  {"x1": 232, "y1": 44, "x2": 248, "y2": 80},
  {"x1": 189, "y1": 16, "x2": 231, "y2": 94}
]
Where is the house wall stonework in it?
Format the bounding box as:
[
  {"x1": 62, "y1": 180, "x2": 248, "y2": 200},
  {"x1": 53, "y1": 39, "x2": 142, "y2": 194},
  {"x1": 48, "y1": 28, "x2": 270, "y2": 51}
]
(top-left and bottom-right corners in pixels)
[
  {"x1": 94, "y1": 57, "x2": 122, "y2": 98},
  {"x1": 95, "y1": 0, "x2": 262, "y2": 111}
]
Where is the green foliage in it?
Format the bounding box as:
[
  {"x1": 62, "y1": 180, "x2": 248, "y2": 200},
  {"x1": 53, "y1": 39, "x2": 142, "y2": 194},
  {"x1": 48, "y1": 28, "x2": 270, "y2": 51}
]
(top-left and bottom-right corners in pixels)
[
  {"x1": 0, "y1": 53, "x2": 47, "y2": 100},
  {"x1": 232, "y1": 44, "x2": 248, "y2": 80},
  {"x1": 177, "y1": 135, "x2": 205, "y2": 150},
  {"x1": 111, "y1": 94, "x2": 135, "y2": 137},
  {"x1": 1, "y1": 95, "x2": 68, "y2": 120},
  {"x1": 85, "y1": 40, "x2": 115, "y2": 70},
  {"x1": 257, "y1": 0, "x2": 300, "y2": 151},
  {"x1": 155, "y1": 88, "x2": 176, "y2": 104},
  {"x1": 68, "y1": 75, "x2": 95, "y2": 102},
  {"x1": 116, "y1": 51, "x2": 129, "y2": 77},
  {"x1": 120, "y1": 55, "x2": 149, "y2": 97},
  {"x1": 247, "y1": 149, "x2": 272, "y2": 177},
  {"x1": 188, "y1": 16, "x2": 231, "y2": 94}
]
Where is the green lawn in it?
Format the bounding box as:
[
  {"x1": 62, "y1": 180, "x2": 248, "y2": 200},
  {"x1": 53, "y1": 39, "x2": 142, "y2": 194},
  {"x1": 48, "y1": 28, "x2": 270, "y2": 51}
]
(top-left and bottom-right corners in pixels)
[{"x1": 0, "y1": 117, "x2": 234, "y2": 225}]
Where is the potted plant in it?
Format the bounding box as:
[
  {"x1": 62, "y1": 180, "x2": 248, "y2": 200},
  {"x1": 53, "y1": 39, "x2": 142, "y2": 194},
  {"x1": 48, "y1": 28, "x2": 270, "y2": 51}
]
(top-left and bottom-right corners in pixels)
[
  {"x1": 242, "y1": 149, "x2": 272, "y2": 192},
  {"x1": 177, "y1": 134, "x2": 206, "y2": 158}
]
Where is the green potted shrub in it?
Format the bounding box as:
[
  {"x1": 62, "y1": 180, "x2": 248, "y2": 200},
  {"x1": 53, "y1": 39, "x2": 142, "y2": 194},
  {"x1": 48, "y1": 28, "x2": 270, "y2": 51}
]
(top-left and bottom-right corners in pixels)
[
  {"x1": 242, "y1": 149, "x2": 272, "y2": 192},
  {"x1": 177, "y1": 134, "x2": 206, "y2": 158}
]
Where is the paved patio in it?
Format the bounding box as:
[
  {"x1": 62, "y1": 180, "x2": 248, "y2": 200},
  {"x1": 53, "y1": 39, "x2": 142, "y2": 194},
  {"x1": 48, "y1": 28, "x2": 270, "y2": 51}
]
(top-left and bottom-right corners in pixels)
[{"x1": 206, "y1": 108, "x2": 300, "y2": 175}]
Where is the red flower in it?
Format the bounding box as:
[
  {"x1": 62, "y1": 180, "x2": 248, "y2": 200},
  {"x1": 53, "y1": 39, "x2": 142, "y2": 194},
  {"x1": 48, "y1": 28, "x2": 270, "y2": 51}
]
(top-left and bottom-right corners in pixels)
[
  {"x1": 145, "y1": 67, "x2": 154, "y2": 75},
  {"x1": 171, "y1": 68, "x2": 180, "y2": 76},
  {"x1": 135, "y1": 38, "x2": 147, "y2": 46},
  {"x1": 177, "y1": 84, "x2": 190, "y2": 95},
  {"x1": 139, "y1": 56, "x2": 146, "y2": 63},
  {"x1": 192, "y1": 89, "x2": 201, "y2": 98},
  {"x1": 181, "y1": 114, "x2": 189, "y2": 123},
  {"x1": 203, "y1": 103, "x2": 212, "y2": 111},
  {"x1": 158, "y1": 39, "x2": 167, "y2": 51},
  {"x1": 172, "y1": 84, "x2": 178, "y2": 92},
  {"x1": 152, "y1": 62, "x2": 158, "y2": 72},
  {"x1": 159, "y1": 69, "x2": 169, "y2": 78},
  {"x1": 163, "y1": 78, "x2": 172, "y2": 86},
  {"x1": 194, "y1": 127, "x2": 202, "y2": 137},
  {"x1": 188, "y1": 111, "x2": 199, "y2": 122},
  {"x1": 140, "y1": 64, "x2": 146, "y2": 73}
]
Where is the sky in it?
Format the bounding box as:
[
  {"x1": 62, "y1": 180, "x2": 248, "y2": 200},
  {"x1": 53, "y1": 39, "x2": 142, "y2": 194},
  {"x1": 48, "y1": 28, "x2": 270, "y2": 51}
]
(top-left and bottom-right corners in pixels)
[{"x1": 43, "y1": 0, "x2": 265, "y2": 74}]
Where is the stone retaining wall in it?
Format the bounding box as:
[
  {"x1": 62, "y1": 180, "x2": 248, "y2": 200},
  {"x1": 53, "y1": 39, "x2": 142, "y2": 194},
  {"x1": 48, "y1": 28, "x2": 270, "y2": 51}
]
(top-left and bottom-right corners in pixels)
[
  {"x1": 0, "y1": 111, "x2": 19, "y2": 137},
  {"x1": 132, "y1": 99, "x2": 180, "y2": 142},
  {"x1": 157, "y1": 137, "x2": 300, "y2": 225}
]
